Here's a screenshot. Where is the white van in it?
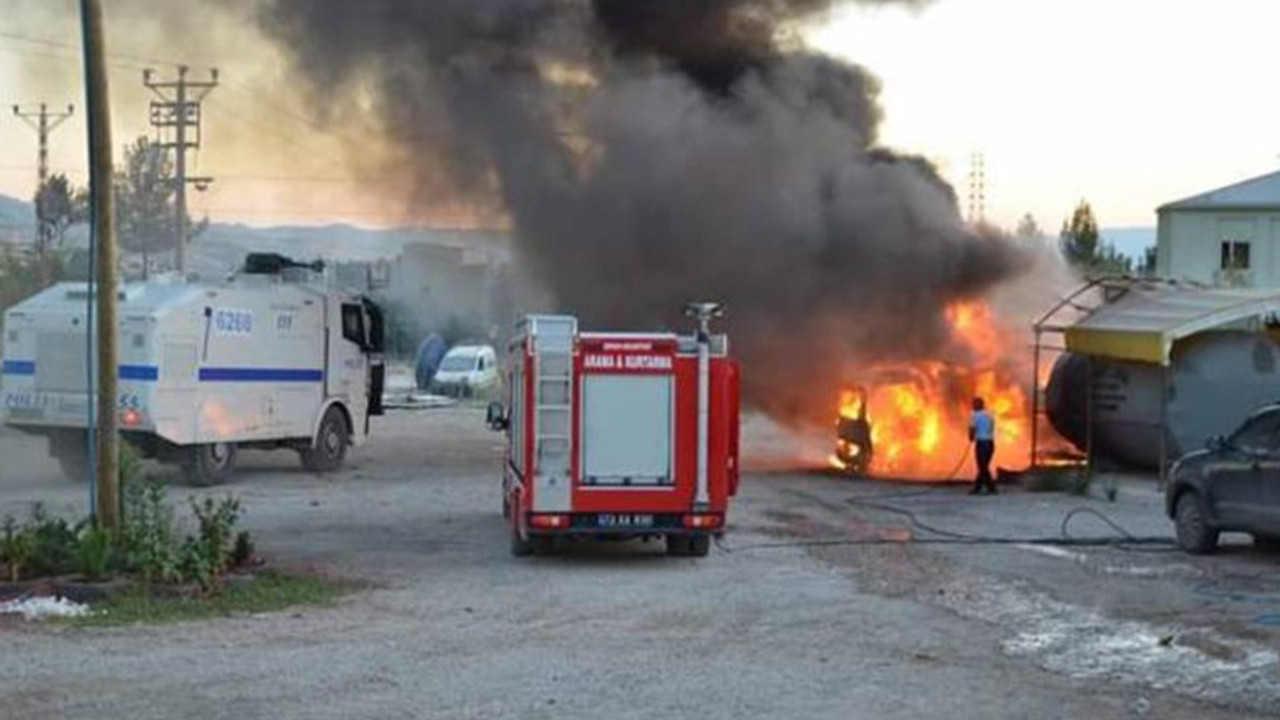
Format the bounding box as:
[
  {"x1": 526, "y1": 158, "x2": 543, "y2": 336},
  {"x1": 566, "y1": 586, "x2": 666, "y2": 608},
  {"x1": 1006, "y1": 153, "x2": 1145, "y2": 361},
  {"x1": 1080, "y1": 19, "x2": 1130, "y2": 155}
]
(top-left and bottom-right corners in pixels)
[{"x1": 432, "y1": 344, "x2": 499, "y2": 397}]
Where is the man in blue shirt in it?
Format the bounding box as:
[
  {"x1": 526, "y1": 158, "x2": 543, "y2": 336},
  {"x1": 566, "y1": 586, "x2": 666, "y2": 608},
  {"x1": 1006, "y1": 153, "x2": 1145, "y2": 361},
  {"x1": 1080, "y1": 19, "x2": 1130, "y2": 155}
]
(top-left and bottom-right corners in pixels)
[{"x1": 968, "y1": 397, "x2": 997, "y2": 495}]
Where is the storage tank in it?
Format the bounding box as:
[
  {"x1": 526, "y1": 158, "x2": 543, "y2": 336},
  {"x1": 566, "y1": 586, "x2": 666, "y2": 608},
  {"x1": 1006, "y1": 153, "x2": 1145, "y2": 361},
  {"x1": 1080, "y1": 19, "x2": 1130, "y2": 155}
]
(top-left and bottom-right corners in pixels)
[{"x1": 1046, "y1": 331, "x2": 1280, "y2": 469}]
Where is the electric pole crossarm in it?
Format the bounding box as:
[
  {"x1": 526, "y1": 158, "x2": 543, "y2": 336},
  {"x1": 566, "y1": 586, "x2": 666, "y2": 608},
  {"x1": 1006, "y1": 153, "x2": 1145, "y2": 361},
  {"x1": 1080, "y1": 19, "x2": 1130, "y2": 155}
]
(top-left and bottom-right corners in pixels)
[
  {"x1": 141, "y1": 65, "x2": 218, "y2": 275},
  {"x1": 13, "y1": 103, "x2": 75, "y2": 284}
]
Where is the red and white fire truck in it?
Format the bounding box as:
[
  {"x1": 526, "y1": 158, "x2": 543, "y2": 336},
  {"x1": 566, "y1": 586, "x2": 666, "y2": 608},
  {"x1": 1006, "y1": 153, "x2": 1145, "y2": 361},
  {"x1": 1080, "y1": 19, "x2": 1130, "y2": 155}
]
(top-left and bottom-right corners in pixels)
[{"x1": 487, "y1": 304, "x2": 740, "y2": 557}]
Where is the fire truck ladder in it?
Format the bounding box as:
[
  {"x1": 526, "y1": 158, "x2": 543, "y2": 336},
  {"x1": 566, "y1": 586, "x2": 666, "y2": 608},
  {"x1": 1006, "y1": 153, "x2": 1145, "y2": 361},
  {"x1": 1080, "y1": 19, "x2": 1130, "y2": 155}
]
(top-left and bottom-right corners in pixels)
[{"x1": 530, "y1": 316, "x2": 576, "y2": 513}]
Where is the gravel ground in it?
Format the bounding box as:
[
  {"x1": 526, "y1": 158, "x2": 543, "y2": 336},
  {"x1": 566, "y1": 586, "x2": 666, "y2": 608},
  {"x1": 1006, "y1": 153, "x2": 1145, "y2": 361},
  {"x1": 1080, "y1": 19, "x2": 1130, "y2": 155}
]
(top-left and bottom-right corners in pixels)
[{"x1": 0, "y1": 409, "x2": 1275, "y2": 719}]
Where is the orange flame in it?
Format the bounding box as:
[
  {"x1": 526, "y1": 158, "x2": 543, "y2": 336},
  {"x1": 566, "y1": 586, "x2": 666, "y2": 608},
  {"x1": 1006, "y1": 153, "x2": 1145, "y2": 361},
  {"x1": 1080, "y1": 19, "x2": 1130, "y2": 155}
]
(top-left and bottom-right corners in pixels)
[{"x1": 832, "y1": 301, "x2": 1035, "y2": 480}]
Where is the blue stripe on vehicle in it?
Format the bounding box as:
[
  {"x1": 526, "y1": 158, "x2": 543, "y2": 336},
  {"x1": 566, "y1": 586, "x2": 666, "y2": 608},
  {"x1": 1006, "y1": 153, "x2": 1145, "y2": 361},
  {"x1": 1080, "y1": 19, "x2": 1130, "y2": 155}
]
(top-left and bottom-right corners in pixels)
[
  {"x1": 3, "y1": 361, "x2": 158, "y2": 381},
  {"x1": 2, "y1": 360, "x2": 35, "y2": 376},
  {"x1": 119, "y1": 365, "x2": 159, "y2": 381},
  {"x1": 198, "y1": 367, "x2": 324, "y2": 383}
]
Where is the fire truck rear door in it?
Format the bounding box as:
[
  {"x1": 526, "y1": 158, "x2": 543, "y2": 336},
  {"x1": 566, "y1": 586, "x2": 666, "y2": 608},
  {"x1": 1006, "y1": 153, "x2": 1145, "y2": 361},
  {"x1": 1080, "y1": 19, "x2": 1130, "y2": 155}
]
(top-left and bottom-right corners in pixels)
[{"x1": 580, "y1": 373, "x2": 673, "y2": 488}]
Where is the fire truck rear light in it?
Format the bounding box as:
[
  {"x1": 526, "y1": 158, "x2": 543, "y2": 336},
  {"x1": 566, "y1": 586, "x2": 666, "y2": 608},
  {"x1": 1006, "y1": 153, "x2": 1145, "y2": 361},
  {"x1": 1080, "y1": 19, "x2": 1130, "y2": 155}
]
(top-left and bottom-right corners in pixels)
[
  {"x1": 683, "y1": 514, "x2": 722, "y2": 529},
  {"x1": 529, "y1": 514, "x2": 569, "y2": 529}
]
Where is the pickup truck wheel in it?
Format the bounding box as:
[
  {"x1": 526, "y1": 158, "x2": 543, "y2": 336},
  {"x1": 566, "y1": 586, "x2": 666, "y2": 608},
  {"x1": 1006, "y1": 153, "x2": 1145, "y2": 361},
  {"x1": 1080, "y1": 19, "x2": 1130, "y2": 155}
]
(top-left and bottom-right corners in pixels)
[
  {"x1": 184, "y1": 442, "x2": 237, "y2": 486},
  {"x1": 1175, "y1": 492, "x2": 1219, "y2": 555},
  {"x1": 301, "y1": 407, "x2": 349, "y2": 473}
]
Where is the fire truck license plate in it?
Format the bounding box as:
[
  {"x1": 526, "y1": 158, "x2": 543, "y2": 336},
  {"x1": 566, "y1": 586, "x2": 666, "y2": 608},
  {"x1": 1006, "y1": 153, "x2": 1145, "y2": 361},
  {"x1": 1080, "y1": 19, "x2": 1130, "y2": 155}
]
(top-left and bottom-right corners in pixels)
[{"x1": 597, "y1": 514, "x2": 654, "y2": 528}]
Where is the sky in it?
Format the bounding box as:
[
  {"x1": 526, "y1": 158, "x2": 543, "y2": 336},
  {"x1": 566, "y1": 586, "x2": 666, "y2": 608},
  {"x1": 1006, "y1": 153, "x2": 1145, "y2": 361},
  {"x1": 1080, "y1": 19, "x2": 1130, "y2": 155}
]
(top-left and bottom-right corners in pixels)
[
  {"x1": 0, "y1": 0, "x2": 1278, "y2": 231},
  {"x1": 809, "y1": 0, "x2": 1280, "y2": 229}
]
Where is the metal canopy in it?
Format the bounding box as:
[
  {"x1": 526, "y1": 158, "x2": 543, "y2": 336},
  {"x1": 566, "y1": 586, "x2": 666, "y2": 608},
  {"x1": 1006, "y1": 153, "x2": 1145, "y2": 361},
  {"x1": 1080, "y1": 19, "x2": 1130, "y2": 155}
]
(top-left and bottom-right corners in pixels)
[{"x1": 1063, "y1": 284, "x2": 1280, "y2": 365}]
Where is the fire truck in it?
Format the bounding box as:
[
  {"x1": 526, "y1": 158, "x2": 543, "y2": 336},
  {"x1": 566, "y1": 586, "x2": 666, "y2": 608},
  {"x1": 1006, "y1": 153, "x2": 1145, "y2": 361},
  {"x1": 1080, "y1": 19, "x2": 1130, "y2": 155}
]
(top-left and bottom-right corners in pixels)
[{"x1": 487, "y1": 304, "x2": 740, "y2": 557}]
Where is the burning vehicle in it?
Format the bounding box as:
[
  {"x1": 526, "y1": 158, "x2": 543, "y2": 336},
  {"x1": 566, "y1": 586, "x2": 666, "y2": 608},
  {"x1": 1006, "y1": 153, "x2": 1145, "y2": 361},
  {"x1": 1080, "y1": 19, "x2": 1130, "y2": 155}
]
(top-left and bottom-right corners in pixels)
[
  {"x1": 833, "y1": 387, "x2": 873, "y2": 475},
  {"x1": 828, "y1": 302, "x2": 1037, "y2": 481}
]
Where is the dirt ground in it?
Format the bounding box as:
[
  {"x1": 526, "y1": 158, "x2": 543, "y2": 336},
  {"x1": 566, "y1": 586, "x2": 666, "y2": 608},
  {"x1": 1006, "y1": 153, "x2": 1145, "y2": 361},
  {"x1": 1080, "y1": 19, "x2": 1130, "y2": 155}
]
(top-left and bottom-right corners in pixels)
[{"x1": 0, "y1": 408, "x2": 1277, "y2": 720}]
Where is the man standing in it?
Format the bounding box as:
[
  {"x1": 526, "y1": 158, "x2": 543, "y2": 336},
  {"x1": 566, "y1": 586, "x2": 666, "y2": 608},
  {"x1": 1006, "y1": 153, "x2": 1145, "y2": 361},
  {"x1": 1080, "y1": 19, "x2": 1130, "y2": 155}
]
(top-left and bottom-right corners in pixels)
[{"x1": 968, "y1": 397, "x2": 997, "y2": 495}]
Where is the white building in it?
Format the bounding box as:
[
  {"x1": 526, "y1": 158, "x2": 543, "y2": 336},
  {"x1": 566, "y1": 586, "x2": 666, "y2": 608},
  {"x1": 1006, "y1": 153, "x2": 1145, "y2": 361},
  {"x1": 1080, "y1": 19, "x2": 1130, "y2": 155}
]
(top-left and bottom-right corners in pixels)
[{"x1": 1156, "y1": 170, "x2": 1280, "y2": 287}]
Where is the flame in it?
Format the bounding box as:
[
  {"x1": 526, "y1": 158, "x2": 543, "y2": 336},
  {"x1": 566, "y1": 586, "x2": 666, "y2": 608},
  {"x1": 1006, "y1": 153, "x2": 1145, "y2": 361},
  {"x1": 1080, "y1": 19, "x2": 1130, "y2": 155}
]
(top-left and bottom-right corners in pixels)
[{"x1": 831, "y1": 301, "x2": 1037, "y2": 481}]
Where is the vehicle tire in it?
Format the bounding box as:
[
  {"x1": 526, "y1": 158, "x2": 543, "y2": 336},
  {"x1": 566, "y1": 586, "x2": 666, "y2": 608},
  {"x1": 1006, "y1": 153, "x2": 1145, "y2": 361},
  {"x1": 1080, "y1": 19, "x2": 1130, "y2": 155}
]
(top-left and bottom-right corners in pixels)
[
  {"x1": 49, "y1": 430, "x2": 90, "y2": 482},
  {"x1": 510, "y1": 521, "x2": 534, "y2": 557},
  {"x1": 300, "y1": 406, "x2": 349, "y2": 473},
  {"x1": 688, "y1": 533, "x2": 711, "y2": 557},
  {"x1": 666, "y1": 535, "x2": 690, "y2": 557},
  {"x1": 183, "y1": 442, "x2": 238, "y2": 486},
  {"x1": 1175, "y1": 492, "x2": 1219, "y2": 555}
]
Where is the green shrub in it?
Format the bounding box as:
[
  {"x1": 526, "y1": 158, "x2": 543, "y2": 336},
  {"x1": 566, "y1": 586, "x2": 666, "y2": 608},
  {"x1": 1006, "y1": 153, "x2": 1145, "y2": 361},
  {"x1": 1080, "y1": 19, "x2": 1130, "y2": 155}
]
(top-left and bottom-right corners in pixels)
[
  {"x1": 76, "y1": 524, "x2": 115, "y2": 582},
  {"x1": 1, "y1": 516, "x2": 35, "y2": 582},
  {"x1": 1, "y1": 474, "x2": 254, "y2": 591},
  {"x1": 179, "y1": 496, "x2": 242, "y2": 592},
  {"x1": 119, "y1": 479, "x2": 179, "y2": 584},
  {"x1": 119, "y1": 441, "x2": 144, "y2": 490},
  {"x1": 25, "y1": 503, "x2": 79, "y2": 577},
  {"x1": 231, "y1": 531, "x2": 254, "y2": 568}
]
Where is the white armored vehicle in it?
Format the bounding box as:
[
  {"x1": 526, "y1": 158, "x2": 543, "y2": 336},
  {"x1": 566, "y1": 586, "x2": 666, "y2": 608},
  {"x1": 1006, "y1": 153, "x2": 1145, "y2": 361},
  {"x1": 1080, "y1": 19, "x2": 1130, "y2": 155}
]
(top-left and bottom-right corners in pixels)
[{"x1": 1, "y1": 253, "x2": 385, "y2": 484}]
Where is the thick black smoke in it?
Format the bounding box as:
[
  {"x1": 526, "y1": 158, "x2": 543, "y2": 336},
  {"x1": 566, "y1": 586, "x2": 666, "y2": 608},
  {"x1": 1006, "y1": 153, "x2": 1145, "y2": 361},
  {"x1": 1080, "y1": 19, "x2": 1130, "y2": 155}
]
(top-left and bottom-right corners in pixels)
[{"x1": 225, "y1": 0, "x2": 1029, "y2": 426}]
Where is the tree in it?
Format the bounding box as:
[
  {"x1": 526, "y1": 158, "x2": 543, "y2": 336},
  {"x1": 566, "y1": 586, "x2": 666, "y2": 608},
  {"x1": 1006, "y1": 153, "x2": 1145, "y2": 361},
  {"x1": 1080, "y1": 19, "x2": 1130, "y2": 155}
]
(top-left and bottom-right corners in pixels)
[
  {"x1": 0, "y1": 247, "x2": 46, "y2": 337},
  {"x1": 32, "y1": 173, "x2": 88, "y2": 285},
  {"x1": 1059, "y1": 200, "x2": 1131, "y2": 276},
  {"x1": 1059, "y1": 201, "x2": 1100, "y2": 268},
  {"x1": 1096, "y1": 243, "x2": 1133, "y2": 275},
  {"x1": 1015, "y1": 213, "x2": 1046, "y2": 246},
  {"x1": 114, "y1": 136, "x2": 206, "y2": 278},
  {"x1": 1141, "y1": 246, "x2": 1158, "y2": 276}
]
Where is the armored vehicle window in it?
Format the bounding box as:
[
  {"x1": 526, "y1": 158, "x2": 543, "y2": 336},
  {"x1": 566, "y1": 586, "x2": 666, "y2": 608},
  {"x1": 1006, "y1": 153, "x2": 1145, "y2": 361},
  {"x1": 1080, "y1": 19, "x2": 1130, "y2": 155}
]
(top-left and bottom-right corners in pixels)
[{"x1": 341, "y1": 304, "x2": 366, "y2": 347}]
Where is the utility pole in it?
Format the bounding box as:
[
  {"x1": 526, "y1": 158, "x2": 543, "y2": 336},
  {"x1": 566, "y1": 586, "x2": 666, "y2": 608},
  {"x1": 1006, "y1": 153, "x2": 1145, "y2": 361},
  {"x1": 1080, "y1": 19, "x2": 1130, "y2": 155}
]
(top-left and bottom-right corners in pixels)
[
  {"x1": 966, "y1": 151, "x2": 987, "y2": 226},
  {"x1": 12, "y1": 103, "x2": 74, "y2": 284},
  {"x1": 143, "y1": 65, "x2": 217, "y2": 275},
  {"x1": 79, "y1": 0, "x2": 119, "y2": 529}
]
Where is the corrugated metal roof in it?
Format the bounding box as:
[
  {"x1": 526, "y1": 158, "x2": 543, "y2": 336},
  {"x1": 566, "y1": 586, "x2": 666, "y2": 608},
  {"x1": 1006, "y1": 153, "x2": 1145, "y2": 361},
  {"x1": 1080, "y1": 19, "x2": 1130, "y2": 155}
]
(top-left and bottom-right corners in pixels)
[
  {"x1": 1158, "y1": 169, "x2": 1280, "y2": 212},
  {"x1": 1064, "y1": 285, "x2": 1280, "y2": 365}
]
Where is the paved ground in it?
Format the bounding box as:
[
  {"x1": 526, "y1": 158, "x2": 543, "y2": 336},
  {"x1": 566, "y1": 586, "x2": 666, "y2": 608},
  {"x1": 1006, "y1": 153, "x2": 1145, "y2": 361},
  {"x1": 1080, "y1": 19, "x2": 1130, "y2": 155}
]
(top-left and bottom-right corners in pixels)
[{"x1": 1, "y1": 408, "x2": 1277, "y2": 719}]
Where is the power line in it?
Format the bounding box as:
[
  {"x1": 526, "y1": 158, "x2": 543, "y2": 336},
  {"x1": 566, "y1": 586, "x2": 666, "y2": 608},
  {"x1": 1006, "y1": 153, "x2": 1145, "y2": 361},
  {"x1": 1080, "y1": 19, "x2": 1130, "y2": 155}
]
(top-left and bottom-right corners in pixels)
[
  {"x1": 12, "y1": 102, "x2": 74, "y2": 283},
  {"x1": 0, "y1": 27, "x2": 203, "y2": 72},
  {"x1": 12, "y1": 104, "x2": 75, "y2": 186},
  {"x1": 144, "y1": 65, "x2": 218, "y2": 274}
]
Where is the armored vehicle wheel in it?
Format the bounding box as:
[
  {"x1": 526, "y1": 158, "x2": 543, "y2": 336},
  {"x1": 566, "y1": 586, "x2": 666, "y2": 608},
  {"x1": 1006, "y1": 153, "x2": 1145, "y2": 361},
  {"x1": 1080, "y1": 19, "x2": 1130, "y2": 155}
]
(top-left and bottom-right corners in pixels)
[
  {"x1": 300, "y1": 406, "x2": 349, "y2": 473},
  {"x1": 184, "y1": 442, "x2": 238, "y2": 486}
]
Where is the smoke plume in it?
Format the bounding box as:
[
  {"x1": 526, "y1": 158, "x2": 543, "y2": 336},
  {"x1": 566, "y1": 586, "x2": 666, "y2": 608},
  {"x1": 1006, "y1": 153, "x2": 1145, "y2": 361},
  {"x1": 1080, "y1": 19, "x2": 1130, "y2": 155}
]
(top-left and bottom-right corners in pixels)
[{"x1": 220, "y1": 0, "x2": 1030, "y2": 426}]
